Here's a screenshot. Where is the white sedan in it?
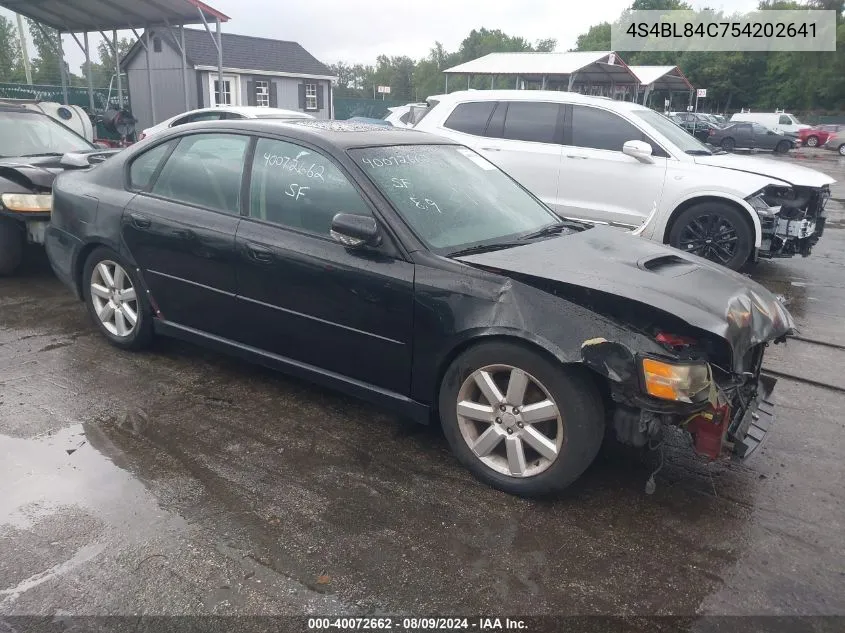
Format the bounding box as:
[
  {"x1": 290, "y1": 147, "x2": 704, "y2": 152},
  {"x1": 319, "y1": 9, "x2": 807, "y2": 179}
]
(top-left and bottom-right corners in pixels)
[{"x1": 139, "y1": 106, "x2": 313, "y2": 140}]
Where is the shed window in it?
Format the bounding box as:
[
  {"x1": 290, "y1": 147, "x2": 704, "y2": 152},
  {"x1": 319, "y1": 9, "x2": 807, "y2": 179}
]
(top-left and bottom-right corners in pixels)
[
  {"x1": 305, "y1": 83, "x2": 318, "y2": 111},
  {"x1": 255, "y1": 80, "x2": 270, "y2": 107},
  {"x1": 153, "y1": 37, "x2": 162, "y2": 53}
]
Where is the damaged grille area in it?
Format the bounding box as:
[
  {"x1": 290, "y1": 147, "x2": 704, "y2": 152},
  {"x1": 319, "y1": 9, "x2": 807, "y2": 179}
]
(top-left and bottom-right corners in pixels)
[{"x1": 757, "y1": 184, "x2": 831, "y2": 257}]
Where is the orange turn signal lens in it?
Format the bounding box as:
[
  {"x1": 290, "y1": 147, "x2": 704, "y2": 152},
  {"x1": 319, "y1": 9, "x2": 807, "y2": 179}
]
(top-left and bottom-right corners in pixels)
[{"x1": 641, "y1": 358, "x2": 711, "y2": 403}]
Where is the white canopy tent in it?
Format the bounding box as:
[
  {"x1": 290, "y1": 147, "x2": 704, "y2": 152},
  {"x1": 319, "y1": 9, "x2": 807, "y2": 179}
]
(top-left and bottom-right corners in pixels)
[
  {"x1": 443, "y1": 51, "x2": 640, "y2": 99},
  {"x1": 628, "y1": 65, "x2": 694, "y2": 107}
]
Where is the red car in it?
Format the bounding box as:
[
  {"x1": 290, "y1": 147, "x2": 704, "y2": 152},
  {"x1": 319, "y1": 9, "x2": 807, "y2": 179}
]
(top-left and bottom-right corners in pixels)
[{"x1": 799, "y1": 125, "x2": 842, "y2": 147}]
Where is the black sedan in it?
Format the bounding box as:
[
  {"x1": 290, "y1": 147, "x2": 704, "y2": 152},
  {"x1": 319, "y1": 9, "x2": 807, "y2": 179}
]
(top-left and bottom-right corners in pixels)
[
  {"x1": 46, "y1": 120, "x2": 793, "y2": 497},
  {"x1": 0, "y1": 105, "x2": 117, "y2": 275},
  {"x1": 708, "y1": 122, "x2": 795, "y2": 153}
]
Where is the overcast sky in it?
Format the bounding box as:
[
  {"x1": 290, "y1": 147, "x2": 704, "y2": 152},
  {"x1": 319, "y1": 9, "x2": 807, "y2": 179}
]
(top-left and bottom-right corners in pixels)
[{"x1": 2, "y1": 0, "x2": 759, "y2": 74}]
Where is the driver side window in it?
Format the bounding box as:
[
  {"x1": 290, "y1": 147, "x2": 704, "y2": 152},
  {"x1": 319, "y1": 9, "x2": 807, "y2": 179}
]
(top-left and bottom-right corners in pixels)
[
  {"x1": 570, "y1": 105, "x2": 668, "y2": 157},
  {"x1": 248, "y1": 137, "x2": 371, "y2": 236}
]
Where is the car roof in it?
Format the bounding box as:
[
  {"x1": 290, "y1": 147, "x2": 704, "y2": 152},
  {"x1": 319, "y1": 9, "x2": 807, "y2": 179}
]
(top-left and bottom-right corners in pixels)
[
  {"x1": 173, "y1": 118, "x2": 459, "y2": 150},
  {"x1": 170, "y1": 106, "x2": 311, "y2": 119},
  {"x1": 429, "y1": 89, "x2": 650, "y2": 112}
]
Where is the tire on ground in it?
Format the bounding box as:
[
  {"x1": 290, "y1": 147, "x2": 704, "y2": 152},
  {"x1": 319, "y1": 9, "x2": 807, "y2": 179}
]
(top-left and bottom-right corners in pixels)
[
  {"x1": 82, "y1": 246, "x2": 154, "y2": 350},
  {"x1": 0, "y1": 216, "x2": 23, "y2": 276},
  {"x1": 668, "y1": 201, "x2": 754, "y2": 271},
  {"x1": 438, "y1": 340, "x2": 605, "y2": 497},
  {"x1": 775, "y1": 140, "x2": 791, "y2": 154}
]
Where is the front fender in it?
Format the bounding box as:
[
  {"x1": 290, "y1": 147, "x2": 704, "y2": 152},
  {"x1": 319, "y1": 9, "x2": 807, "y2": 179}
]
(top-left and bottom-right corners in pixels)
[{"x1": 647, "y1": 190, "x2": 763, "y2": 249}]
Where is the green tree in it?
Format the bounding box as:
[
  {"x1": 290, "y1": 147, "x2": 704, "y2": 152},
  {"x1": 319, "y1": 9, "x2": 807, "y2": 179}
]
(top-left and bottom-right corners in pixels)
[
  {"x1": 26, "y1": 18, "x2": 62, "y2": 84},
  {"x1": 0, "y1": 16, "x2": 25, "y2": 82},
  {"x1": 573, "y1": 23, "x2": 612, "y2": 51}
]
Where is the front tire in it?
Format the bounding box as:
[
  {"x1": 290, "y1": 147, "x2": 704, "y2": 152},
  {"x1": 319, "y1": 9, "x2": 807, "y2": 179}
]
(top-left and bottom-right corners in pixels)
[
  {"x1": 806, "y1": 135, "x2": 819, "y2": 147},
  {"x1": 438, "y1": 341, "x2": 604, "y2": 497},
  {"x1": 775, "y1": 140, "x2": 791, "y2": 154},
  {"x1": 669, "y1": 202, "x2": 753, "y2": 270},
  {"x1": 0, "y1": 217, "x2": 23, "y2": 276},
  {"x1": 82, "y1": 247, "x2": 153, "y2": 350}
]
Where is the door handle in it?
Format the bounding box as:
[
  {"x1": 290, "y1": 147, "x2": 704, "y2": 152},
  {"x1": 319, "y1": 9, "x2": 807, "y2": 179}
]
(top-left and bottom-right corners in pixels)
[
  {"x1": 246, "y1": 243, "x2": 273, "y2": 263},
  {"x1": 565, "y1": 155, "x2": 589, "y2": 160},
  {"x1": 129, "y1": 212, "x2": 151, "y2": 229},
  {"x1": 173, "y1": 228, "x2": 196, "y2": 240}
]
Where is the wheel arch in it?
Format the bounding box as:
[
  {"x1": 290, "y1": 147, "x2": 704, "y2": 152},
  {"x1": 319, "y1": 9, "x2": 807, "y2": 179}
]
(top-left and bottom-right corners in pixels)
[
  {"x1": 73, "y1": 239, "x2": 138, "y2": 301},
  {"x1": 662, "y1": 194, "x2": 762, "y2": 249},
  {"x1": 430, "y1": 331, "x2": 608, "y2": 420}
]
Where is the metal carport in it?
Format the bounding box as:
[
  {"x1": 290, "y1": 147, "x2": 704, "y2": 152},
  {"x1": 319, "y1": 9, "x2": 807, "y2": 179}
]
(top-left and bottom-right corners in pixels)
[
  {"x1": 0, "y1": 0, "x2": 229, "y2": 125},
  {"x1": 443, "y1": 51, "x2": 640, "y2": 99},
  {"x1": 628, "y1": 65, "x2": 694, "y2": 108}
]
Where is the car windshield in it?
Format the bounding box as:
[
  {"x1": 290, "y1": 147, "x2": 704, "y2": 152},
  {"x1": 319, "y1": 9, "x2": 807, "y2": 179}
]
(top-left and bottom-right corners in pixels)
[
  {"x1": 633, "y1": 108, "x2": 713, "y2": 155},
  {"x1": 351, "y1": 144, "x2": 568, "y2": 254},
  {"x1": 0, "y1": 111, "x2": 94, "y2": 157}
]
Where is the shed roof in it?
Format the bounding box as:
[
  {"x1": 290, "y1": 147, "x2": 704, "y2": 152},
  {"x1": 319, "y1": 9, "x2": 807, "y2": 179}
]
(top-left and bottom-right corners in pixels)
[
  {"x1": 629, "y1": 65, "x2": 693, "y2": 91},
  {"x1": 0, "y1": 0, "x2": 228, "y2": 32},
  {"x1": 123, "y1": 28, "x2": 334, "y2": 78},
  {"x1": 443, "y1": 51, "x2": 638, "y2": 84}
]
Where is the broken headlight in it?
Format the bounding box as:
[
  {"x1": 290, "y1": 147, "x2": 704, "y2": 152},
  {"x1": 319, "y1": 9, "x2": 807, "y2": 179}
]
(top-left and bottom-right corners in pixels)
[
  {"x1": 746, "y1": 187, "x2": 784, "y2": 217},
  {"x1": 1, "y1": 193, "x2": 52, "y2": 213},
  {"x1": 641, "y1": 357, "x2": 712, "y2": 403}
]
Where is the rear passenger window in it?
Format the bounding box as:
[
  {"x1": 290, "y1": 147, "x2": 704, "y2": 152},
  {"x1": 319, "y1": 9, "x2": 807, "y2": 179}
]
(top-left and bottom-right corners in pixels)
[
  {"x1": 571, "y1": 105, "x2": 644, "y2": 152},
  {"x1": 502, "y1": 102, "x2": 560, "y2": 143},
  {"x1": 444, "y1": 102, "x2": 497, "y2": 136},
  {"x1": 128, "y1": 140, "x2": 174, "y2": 190},
  {"x1": 249, "y1": 137, "x2": 370, "y2": 236},
  {"x1": 151, "y1": 133, "x2": 248, "y2": 214}
]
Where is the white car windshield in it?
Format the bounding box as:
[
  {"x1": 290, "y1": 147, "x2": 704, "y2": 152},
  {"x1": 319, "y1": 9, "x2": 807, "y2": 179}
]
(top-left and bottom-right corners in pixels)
[
  {"x1": 0, "y1": 111, "x2": 94, "y2": 157},
  {"x1": 633, "y1": 109, "x2": 714, "y2": 155},
  {"x1": 352, "y1": 144, "x2": 571, "y2": 255}
]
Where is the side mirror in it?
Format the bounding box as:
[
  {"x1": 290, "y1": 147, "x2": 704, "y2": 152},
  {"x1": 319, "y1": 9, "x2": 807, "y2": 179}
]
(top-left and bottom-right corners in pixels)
[
  {"x1": 622, "y1": 140, "x2": 654, "y2": 164},
  {"x1": 330, "y1": 213, "x2": 381, "y2": 248}
]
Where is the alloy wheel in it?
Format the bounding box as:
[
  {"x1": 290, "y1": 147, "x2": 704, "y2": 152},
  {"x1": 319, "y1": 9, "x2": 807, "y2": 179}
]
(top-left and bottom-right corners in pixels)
[
  {"x1": 806, "y1": 136, "x2": 818, "y2": 147},
  {"x1": 90, "y1": 260, "x2": 138, "y2": 337},
  {"x1": 456, "y1": 364, "x2": 564, "y2": 478},
  {"x1": 678, "y1": 214, "x2": 738, "y2": 265}
]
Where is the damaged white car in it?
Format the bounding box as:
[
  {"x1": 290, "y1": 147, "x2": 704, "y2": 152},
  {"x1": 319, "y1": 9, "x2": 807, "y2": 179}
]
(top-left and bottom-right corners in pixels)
[{"x1": 415, "y1": 90, "x2": 835, "y2": 270}]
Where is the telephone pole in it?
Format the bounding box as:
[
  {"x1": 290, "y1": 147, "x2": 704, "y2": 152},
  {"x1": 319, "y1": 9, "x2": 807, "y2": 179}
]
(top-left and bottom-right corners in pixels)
[{"x1": 15, "y1": 13, "x2": 33, "y2": 85}]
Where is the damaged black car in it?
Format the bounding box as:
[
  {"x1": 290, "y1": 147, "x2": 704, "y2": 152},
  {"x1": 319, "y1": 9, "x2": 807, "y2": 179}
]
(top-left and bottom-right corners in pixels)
[
  {"x1": 0, "y1": 104, "x2": 115, "y2": 275},
  {"x1": 45, "y1": 120, "x2": 794, "y2": 497}
]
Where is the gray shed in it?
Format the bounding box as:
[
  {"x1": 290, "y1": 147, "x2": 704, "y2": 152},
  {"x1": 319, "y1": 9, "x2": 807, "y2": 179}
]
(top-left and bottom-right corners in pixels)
[{"x1": 122, "y1": 29, "x2": 337, "y2": 130}]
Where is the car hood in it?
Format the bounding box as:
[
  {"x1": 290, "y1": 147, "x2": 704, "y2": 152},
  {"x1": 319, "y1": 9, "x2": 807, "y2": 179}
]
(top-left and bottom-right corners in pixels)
[
  {"x1": 693, "y1": 153, "x2": 835, "y2": 187},
  {"x1": 457, "y1": 226, "x2": 794, "y2": 370},
  {"x1": 0, "y1": 151, "x2": 116, "y2": 191}
]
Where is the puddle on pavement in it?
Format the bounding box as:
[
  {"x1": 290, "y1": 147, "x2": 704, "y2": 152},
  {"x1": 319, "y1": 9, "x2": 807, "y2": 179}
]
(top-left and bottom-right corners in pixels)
[{"x1": 0, "y1": 423, "x2": 186, "y2": 537}]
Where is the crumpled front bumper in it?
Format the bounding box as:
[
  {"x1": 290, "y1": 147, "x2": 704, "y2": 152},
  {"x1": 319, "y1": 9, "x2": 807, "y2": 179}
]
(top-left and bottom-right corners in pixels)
[{"x1": 728, "y1": 373, "x2": 776, "y2": 460}]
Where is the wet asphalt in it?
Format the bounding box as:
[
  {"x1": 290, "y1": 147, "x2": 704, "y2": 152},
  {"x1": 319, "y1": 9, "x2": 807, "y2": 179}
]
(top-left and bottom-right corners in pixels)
[{"x1": 1, "y1": 149, "x2": 844, "y2": 621}]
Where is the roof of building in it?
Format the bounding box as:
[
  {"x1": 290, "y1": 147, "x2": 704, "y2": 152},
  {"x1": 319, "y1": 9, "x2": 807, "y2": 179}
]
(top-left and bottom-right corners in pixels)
[
  {"x1": 123, "y1": 28, "x2": 334, "y2": 78},
  {"x1": 629, "y1": 66, "x2": 693, "y2": 90},
  {"x1": 0, "y1": 0, "x2": 228, "y2": 32},
  {"x1": 443, "y1": 51, "x2": 637, "y2": 83}
]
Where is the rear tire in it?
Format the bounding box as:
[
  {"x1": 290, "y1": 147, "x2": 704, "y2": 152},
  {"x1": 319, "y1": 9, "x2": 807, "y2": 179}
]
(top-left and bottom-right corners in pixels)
[
  {"x1": 806, "y1": 135, "x2": 819, "y2": 147},
  {"x1": 438, "y1": 341, "x2": 604, "y2": 497},
  {"x1": 721, "y1": 138, "x2": 735, "y2": 152},
  {"x1": 775, "y1": 140, "x2": 791, "y2": 154},
  {"x1": 839, "y1": 144, "x2": 845, "y2": 157},
  {"x1": 669, "y1": 202, "x2": 753, "y2": 271},
  {"x1": 82, "y1": 247, "x2": 153, "y2": 350},
  {"x1": 0, "y1": 217, "x2": 23, "y2": 276}
]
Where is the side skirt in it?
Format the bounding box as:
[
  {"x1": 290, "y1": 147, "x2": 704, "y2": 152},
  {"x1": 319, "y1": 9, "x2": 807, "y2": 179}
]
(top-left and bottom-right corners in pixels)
[{"x1": 153, "y1": 319, "x2": 431, "y2": 425}]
